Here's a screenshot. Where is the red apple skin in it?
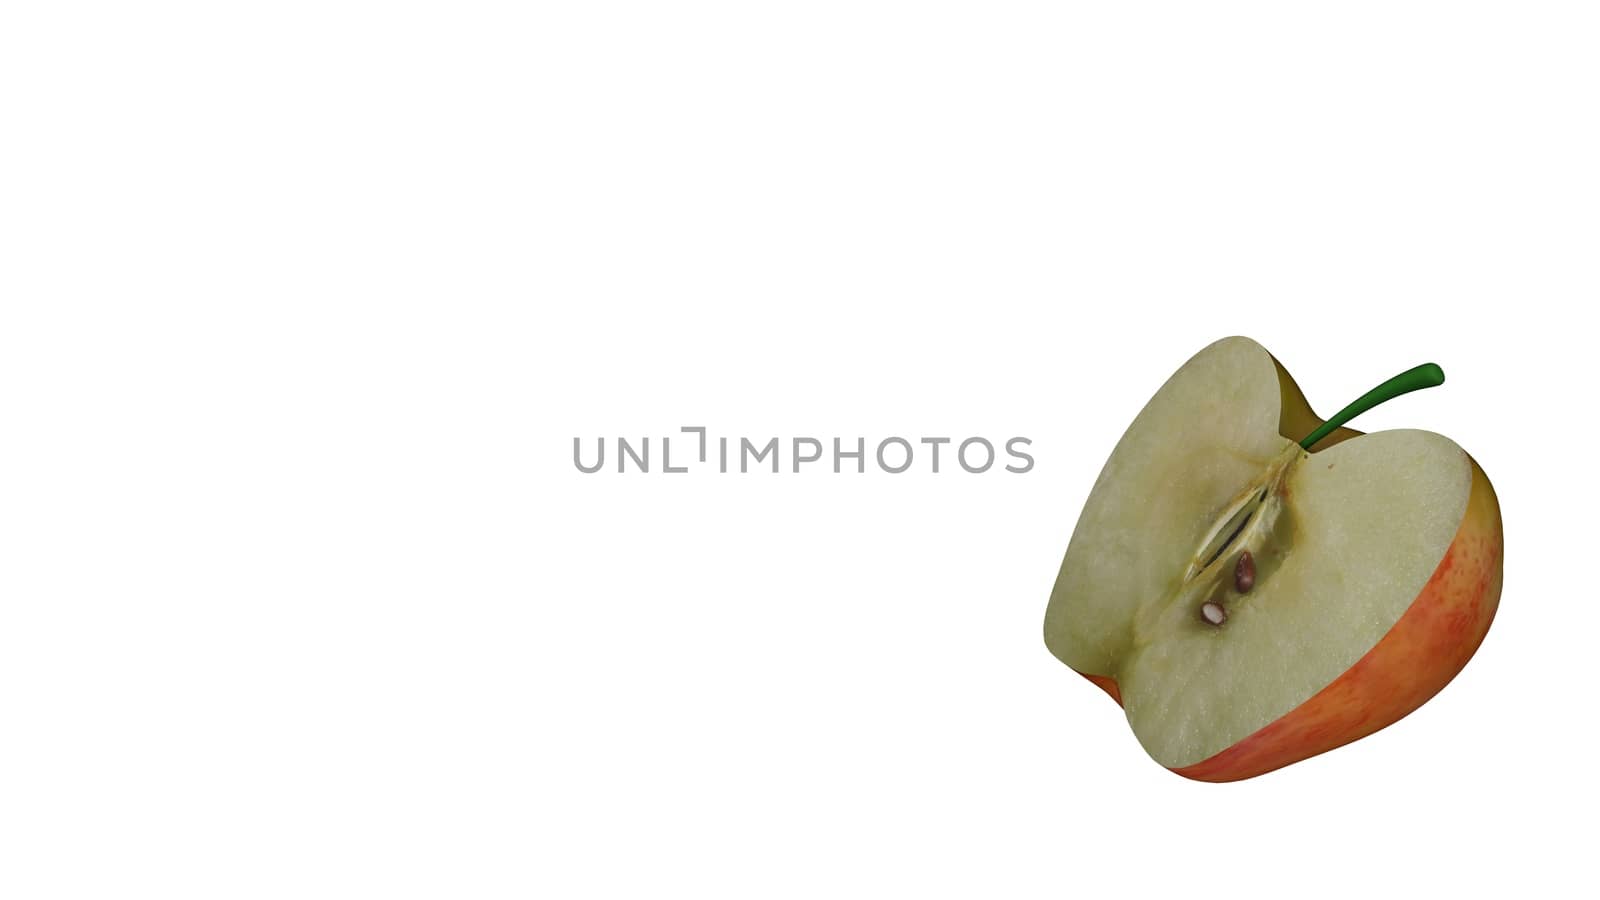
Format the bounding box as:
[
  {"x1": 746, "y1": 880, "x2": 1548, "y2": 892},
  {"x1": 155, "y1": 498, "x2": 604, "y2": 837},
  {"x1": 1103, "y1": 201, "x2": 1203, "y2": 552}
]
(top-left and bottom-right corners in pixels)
[
  {"x1": 1081, "y1": 672, "x2": 1121, "y2": 705},
  {"x1": 1171, "y1": 456, "x2": 1501, "y2": 781},
  {"x1": 1072, "y1": 457, "x2": 1501, "y2": 782}
]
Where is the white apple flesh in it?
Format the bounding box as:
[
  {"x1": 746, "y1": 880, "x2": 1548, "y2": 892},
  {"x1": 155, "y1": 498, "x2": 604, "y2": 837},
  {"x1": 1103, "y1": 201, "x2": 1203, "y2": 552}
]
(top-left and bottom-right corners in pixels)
[{"x1": 1044, "y1": 337, "x2": 1503, "y2": 781}]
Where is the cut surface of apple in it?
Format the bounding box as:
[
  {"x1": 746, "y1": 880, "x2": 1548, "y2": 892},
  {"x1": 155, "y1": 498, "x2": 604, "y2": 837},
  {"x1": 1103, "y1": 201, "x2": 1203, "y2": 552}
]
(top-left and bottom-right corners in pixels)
[{"x1": 1044, "y1": 336, "x2": 1486, "y2": 772}]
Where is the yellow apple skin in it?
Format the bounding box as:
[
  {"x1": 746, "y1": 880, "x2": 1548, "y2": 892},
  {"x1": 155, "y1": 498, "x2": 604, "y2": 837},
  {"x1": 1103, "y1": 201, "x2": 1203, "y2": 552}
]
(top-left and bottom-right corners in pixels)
[{"x1": 1070, "y1": 361, "x2": 1504, "y2": 781}]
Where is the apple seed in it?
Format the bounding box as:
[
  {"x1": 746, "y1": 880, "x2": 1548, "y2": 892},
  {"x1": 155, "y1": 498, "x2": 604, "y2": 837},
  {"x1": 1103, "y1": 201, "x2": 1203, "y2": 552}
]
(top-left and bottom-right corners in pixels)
[
  {"x1": 1234, "y1": 551, "x2": 1256, "y2": 593},
  {"x1": 1200, "y1": 601, "x2": 1227, "y2": 626}
]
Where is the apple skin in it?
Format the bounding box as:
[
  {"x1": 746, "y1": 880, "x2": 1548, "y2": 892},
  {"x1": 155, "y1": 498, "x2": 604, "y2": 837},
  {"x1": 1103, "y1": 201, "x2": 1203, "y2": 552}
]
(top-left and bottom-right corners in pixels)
[
  {"x1": 1072, "y1": 358, "x2": 1504, "y2": 781},
  {"x1": 1174, "y1": 455, "x2": 1501, "y2": 781}
]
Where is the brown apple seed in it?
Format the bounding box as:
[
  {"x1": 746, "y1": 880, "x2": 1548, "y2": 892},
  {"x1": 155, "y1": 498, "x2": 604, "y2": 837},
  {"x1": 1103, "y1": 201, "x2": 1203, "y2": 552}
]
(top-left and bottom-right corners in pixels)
[
  {"x1": 1200, "y1": 601, "x2": 1227, "y2": 626},
  {"x1": 1234, "y1": 550, "x2": 1256, "y2": 593}
]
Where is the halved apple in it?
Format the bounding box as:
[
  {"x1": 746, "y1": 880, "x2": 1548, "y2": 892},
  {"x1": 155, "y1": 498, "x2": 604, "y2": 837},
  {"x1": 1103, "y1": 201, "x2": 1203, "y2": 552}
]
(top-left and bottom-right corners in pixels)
[{"x1": 1044, "y1": 336, "x2": 1502, "y2": 781}]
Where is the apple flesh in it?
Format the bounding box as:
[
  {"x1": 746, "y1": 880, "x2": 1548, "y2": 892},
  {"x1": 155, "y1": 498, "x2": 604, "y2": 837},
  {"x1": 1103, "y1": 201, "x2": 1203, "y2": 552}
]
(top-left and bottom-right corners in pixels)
[{"x1": 1044, "y1": 337, "x2": 1502, "y2": 781}]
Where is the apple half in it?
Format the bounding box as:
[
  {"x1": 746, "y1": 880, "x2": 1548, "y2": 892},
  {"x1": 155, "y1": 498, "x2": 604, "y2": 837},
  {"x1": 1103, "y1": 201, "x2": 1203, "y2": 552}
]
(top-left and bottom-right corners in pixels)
[{"x1": 1044, "y1": 336, "x2": 1503, "y2": 781}]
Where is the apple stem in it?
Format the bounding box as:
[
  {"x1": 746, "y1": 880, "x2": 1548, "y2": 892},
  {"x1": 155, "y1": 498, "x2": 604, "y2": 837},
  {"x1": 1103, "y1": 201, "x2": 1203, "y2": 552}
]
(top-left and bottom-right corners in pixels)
[{"x1": 1299, "y1": 363, "x2": 1446, "y2": 450}]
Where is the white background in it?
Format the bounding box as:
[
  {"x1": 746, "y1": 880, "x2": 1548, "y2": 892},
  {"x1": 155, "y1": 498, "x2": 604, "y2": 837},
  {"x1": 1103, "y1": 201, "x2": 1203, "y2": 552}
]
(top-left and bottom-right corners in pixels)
[{"x1": 4, "y1": 2, "x2": 1597, "y2": 897}]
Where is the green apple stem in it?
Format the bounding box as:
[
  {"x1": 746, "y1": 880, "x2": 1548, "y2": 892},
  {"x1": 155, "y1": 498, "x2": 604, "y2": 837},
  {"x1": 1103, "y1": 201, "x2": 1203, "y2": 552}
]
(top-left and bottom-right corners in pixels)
[{"x1": 1299, "y1": 363, "x2": 1446, "y2": 450}]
